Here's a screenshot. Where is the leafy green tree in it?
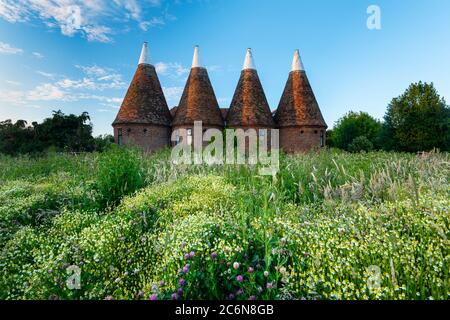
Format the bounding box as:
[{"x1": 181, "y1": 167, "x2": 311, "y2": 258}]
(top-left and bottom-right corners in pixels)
[
  {"x1": 325, "y1": 129, "x2": 336, "y2": 148},
  {"x1": 382, "y1": 82, "x2": 450, "y2": 152},
  {"x1": 348, "y1": 136, "x2": 374, "y2": 153},
  {"x1": 0, "y1": 110, "x2": 108, "y2": 155},
  {"x1": 331, "y1": 111, "x2": 382, "y2": 151},
  {"x1": 35, "y1": 110, "x2": 95, "y2": 152},
  {"x1": 0, "y1": 120, "x2": 36, "y2": 155}
]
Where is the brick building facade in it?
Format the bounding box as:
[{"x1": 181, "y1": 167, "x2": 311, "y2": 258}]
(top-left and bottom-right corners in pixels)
[
  {"x1": 112, "y1": 42, "x2": 172, "y2": 152},
  {"x1": 113, "y1": 43, "x2": 327, "y2": 153},
  {"x1": 171, "y1": 46, "x2": 224, "y2": 147}
]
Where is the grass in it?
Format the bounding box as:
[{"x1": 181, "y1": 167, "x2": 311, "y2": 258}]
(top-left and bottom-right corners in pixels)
[{"x1": 0, "y1": 148, "x2": 448, "y2": 300}]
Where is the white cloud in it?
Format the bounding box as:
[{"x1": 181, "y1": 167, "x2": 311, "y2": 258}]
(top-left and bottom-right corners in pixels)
[
  {"x1": 36, "y1": 70, "x2": 56, "y2": 78},
  {"x1": 28, "y1": 83, "x2": 68, "y2": 101},
  {"x1": 139, "y1": 17, "x2": 165, "y2": 31},
  {"x1": 0, "y1": 90, "x2": 26, "y2": 104},
  {"x1": 5, "y1": 80, "x2": 21, "y2": 86},
  {"x1": 0, "y1": 0, "x2": 174, "y2": 42},
  {"x1": 155, "y1": 62, "x2": 189, "y2": 77},
  {"x1": 68, "y1": 64, "x2": 126, "y2": 90},
  {"x1": 0, "y1": 41, "x2": 23, "y2": 54},
  {"x1": 32, "y1": 51, "x2": 44, "y2": 59},
  {"x1": 76, "y1": 64, "x2": 108, "y2": 76}
]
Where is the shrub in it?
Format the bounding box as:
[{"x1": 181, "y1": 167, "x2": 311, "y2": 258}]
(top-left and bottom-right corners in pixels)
[
  {"x1": 96, "y1": 145, "x2": 144, "y2": 206},
  {"x1": 348, "y1": 136, "x2": 374, "y2": 153}
]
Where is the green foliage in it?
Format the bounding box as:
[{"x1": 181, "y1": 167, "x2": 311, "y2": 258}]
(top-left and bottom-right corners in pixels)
[
  {"x1": 0, "y1": 150, "x2": 449, "y2": 300},
  {"x1": 382, "y1": 82, "x2": 450, "y2": 152},
  {"x1": 96, "y1": 145, "x2": 144, "y2": 206},
  {"x1": 331, "y1": 111, "x2": 382, "y2": 151},
  {"x1": 0, "y1": 110, "x2": 110, "y2": 155},
  {"x1": 348, "y1": 136, "x2": 374, "y2": 153}
]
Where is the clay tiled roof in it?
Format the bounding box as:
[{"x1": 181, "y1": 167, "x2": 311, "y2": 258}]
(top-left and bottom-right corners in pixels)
[
  {"x1": 172, "y1": 67, "x2": 224, "y2": 127},
  {"x1": 113, "y1": 63, "x2": 172, "y2": 126},
  {"x1": 170, "y1": 106, "x2": 178, "y2": 118},
  {"x1": 274, "y1": 70, "x2": 327, "y2": 128},
  {"x1": 226, "y1": 69, "x2": 275, "y2": 128},
  {"x1": 220, "y1": 108, "x2": 229, "y2": 120}
]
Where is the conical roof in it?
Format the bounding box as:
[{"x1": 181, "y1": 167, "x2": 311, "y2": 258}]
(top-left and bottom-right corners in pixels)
[
  {"x1": 274, "y1": 50, "x2": 327, "y2": 128},
  {"x1": 172, "y1": 46, "x2": 224, "y2": 127},
  {"x1": 113, "y1": 42, "x2": 172, "y2": 126},
  {"x1": 226, "y1": 48, "x2": 275, "y2": 128}
]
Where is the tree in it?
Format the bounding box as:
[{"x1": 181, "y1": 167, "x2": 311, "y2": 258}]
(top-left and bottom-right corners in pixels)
[
  {"x1": 331, "y1": 111, "x2": 382, "y2": 151},
  {"x1": 382, "y1": 82, "x2": 450, "y2": 152},
  {"x1": 35, "y1": 110, "x2": 95, "y2": 152},
  {"x1": 0, "y1": 120, "x2": 36, "y2": 155},
  {"x1": 0, "y1": 110, "x2": 108, "y2": 155}
]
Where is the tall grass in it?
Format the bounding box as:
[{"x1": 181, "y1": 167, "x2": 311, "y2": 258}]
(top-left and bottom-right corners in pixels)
[{"x1": 0, "y1": 148, "x2": 448, "y2": 300}]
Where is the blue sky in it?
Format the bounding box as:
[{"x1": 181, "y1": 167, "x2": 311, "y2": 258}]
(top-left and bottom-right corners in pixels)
[{"x1": 1, "y1": 0, "x2": 450, "y2": 136}]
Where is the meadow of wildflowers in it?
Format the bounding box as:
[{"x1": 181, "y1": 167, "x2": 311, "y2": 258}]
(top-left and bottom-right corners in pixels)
[{"x1": 0, "y1": 149, "x2": 448, "y2": 300}]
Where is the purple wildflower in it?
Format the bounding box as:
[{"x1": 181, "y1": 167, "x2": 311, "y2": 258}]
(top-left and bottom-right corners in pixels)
[
  {"x1": 236, "y1": 288, "x2": 244, "y2": 296},
  {"x1": 184, "y1": 253, "x2": 190, "y2": 260},
  {"x1": 266, "y1": 282, "x2": 274, "y2": 289},
  {"x1": 249, "y1": 296, "x2": 256, "y2": 301},
  {"x1": 189, "y1": 251, "x2": 195, "y2": 257},
  {"x1": 247, "y1": 267, "x2": 254, "y2": 273},
  {"x1": 182, "y1": 265, "x2": 189, "y2": 273},
  {"x1": 171, "y1": 293, "x2": 178, "y2": 300},
  {"x1": 236, "y1": 275, "x2": 244, "y2": 282},
  {"x1": 150, "y1": 294, "x2": 158, "y2": 301},
  {"x1": 228, "y1": 293, "x2": 235, "y2": 300},
  {"x1": 179, "y1": 278, "x2": 186, "y2": 286},
  {"x1": 177, "y1": 288, "x2": 183, "y2": 295},
  {"x1": 211, "y1": 252, "x2": 218, "y2": 259},
  {"x1": 159, "y1": 280, "x2": 165, "y2": 287},
  {"x1": 181, "y1": 241, "x2": 187, "y2": 248}
]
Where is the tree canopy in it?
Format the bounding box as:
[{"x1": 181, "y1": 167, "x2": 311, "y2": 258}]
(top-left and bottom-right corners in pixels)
[
  {"x1": 328, "y1": 111, "x2": 382, "y2": 152},
  {"x1": 382, "y1": 82, "x2": 450, "y2": 152},
  {"x1": 0, "y1": 110, "x2": 113, "y2": 155}
]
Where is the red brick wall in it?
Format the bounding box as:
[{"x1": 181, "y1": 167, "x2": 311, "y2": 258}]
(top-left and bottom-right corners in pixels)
[
  {"x1": 279, "y1": 126, "x2": 326, "y2": 153},
  {"x1": 113, "y1": 124, "x2": 171, "y2": 152}
]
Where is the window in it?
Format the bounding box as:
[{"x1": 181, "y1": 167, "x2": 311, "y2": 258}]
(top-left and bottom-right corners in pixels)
[
  {"x1": 320, "y1": 131, "x2": 324, "y2": 147},
  {"x1": 127, "y1": 128, "x2": 131, "y2": 133},
  {"x1": 259, "y1": 130, "x2": 266, "y2": 137},
  {"x1": 314, "y1": 130, "x2": 318, "y2": 134},
  {"x1": 143, "y1": 128, "x2": 148, "y2": 134},
  {"x1": 300, "y1": 130, "x2": 304, "y2": 134},
  {"x1": 187, "y1": 128, "x2": 192, "y2": 145},
  {"x1": 175, "y1": 130, "x2": 180, "y2": 145},
  {"x1": 118, "y1": 128, "x2": 123, "y2": 145}
]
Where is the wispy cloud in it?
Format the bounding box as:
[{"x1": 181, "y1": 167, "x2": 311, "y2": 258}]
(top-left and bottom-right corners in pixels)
[
  {"x1": 28, "y1": 83, "x2": 67, "y2": 101},
  {"x1": 156, "y1": 62, "x2": 189, "y2": 78},
  {"x1": 1, "y1": 62, "x2": 126, "y2": 108},
  {"x1": 32, "y1": 51, "x2": 44, "y2": 59},
  {"x1": 0, "y1": 41, "x2": 23, "y2": 54},
  {"x1": 36, "y1": 70, "x2": 56, "y2": 79},
  {"x1": 0, "y1": 0, "x2": 175, "y2": 42},
  {"x1": 5, "y1": 80, "x2": 21, "y2": 86}
]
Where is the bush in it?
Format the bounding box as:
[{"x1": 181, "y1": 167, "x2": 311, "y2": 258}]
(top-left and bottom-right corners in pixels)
[
  {"x1": 348, "y1": 136, "x2": 374, "y2": 153},
  {"x1": 382, "y1": 82, "x2": 450, "y2": 152},
  {"x1": 331, "y1": 112, "x2": 382, "y2": 151},
  {"x1": 96, "y1": 145, "x2": 144, "y2": 206}
]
